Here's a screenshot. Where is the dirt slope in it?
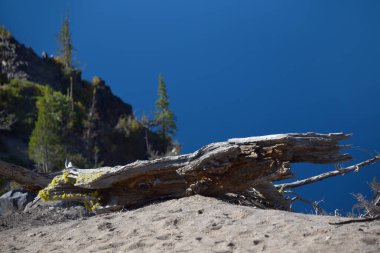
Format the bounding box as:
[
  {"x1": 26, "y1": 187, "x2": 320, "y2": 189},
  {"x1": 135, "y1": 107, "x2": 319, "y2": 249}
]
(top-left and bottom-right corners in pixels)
[{"x1": 0, "y1": 195, "x2": 379, "y2": 253}]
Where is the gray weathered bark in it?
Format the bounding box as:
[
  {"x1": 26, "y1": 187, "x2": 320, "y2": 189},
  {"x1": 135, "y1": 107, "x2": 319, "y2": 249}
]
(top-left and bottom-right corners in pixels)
[
  {"x1": 3, "y1": 132, "x2": 375, "y2": 213},
  {"x1": 31, "y1": 132, "x2": 353, "y2": 212}
]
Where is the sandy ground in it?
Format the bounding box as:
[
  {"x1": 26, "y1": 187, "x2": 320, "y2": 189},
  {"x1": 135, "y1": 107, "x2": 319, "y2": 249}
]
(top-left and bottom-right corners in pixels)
[{"x1": 0, "y1": 195, "x2": 379, "y2": 253}]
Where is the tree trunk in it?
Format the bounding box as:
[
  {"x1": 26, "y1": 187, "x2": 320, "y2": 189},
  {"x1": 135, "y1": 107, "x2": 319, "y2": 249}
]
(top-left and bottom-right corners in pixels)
[
  {"x1": 0, "y1": 160, "x2": 50, "y2": 191},
  {"x1": 15, "y1": 132, "x2": 351, "y2": 212}
]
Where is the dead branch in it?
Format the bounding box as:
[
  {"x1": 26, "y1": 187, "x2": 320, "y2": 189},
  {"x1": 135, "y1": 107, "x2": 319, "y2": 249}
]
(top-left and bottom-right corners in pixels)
[
  {"x1": 275, "y1": 156, "x2": 380, "y2": 190},
  {"x1": 329, "y1": 216, "x2": 380, "y2": 225},
  {"x1": 289, "y1": 191, "x2": 327, "y2": 215},
  {"x1": 0, "y1": 160, "x2": 50, "y2": 191}
]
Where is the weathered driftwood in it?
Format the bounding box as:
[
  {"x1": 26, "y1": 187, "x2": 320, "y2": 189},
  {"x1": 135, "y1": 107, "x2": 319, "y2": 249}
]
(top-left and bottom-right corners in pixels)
[
  {"x1": 2, "y1": 132, "x2": 377, "y2": 213},
  {"x1": 30, "y1": 132, "x2": 354, "y2": 212},
  {"x1": 0, "y1": 160, "x2": 50, "y2": 191}
]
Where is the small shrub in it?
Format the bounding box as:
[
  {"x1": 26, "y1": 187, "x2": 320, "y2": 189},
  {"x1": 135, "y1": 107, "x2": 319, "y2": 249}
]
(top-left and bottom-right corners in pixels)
[
  {"x1": 0, "y1": 79, "x2": 47, "y2": 135},
  {"x1": 0, "y1": 26, "x2": 11, "y2": 39},
  {"x1": 115, "y1": 115, "x2": 142, "y2": 138},
  {"x1": 92, "y1": 76, "x2": 103, "y2": 86},
  {"x1": 352, "y1": 178, "x2": 380, "y2": 218}
]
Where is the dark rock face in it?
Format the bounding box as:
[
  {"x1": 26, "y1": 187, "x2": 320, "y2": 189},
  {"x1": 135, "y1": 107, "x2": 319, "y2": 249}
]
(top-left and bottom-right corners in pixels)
[
  {"x1": 0, "y1": 33, "x2": 170, "y2": 168},
  {"x1": 86, "y1": 81, "x2": 171, "y2": 165},
  {"x1": 0, "y1": 189, "x2": 36, "y2": 216},
  {"x1": 0, "y1": 36, "x2": 66, "y2": 90},
  {"x1": 92, "y1": 80, "x2": 132, "y2": 127},
  {"x1": 84, "y1": 79, "x2": 138, "y2": 166}
]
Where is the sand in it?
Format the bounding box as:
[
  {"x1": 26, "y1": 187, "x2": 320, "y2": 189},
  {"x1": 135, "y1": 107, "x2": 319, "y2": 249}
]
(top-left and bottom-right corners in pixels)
[{"x1": 0, "y1": 195, "x2": 379, "y2": 253}]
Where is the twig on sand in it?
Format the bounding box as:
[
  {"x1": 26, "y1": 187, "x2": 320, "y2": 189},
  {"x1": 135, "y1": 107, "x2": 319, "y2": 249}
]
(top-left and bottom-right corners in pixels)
[
  {"x1": 289, "y1": 192, "x2": 326, "y2": 215},
  {"x1": 329, "y1": 216, "x2": 380, "y2": 225}
]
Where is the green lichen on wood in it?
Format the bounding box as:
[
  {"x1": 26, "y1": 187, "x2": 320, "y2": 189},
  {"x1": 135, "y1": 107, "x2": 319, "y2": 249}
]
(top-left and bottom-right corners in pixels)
[
  {"x1": 62, "y1": 170, "x2": 76, "y2": 184},
  {"x1": 37, "y1": 170, "x2": 102, "y2": 212},
  {"x1": 76, "y1": 171, "x2": 106, "y2": 185},
  {"x1": 37, "y1": 172, "x2": 69, "y2": 201},
  {"x1": 83, "y1": 191, "x2": 101, "y2": 212}
]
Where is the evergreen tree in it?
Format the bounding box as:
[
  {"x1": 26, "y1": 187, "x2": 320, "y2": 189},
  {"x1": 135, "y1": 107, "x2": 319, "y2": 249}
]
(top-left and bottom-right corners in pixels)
[
  {"x1": 28, "y1": 90, "x2": 71, "y2": 172},
  {"x1": 154, "y1": 73, "x2": 177, "y2": 139},
  {"x1": 58, "y1": 16, "x2": 73, "y2": 73}
]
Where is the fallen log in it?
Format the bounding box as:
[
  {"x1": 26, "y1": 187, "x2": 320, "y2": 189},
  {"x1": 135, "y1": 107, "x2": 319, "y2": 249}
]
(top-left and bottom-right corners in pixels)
[
  {"x1": 28, "y1": 132, "x2": 354, "y2": 212},
  {"x1": 2, "y1": 132, "x2": 377, "y2": 213},
  {"x1": 0, "y1": 160, "x2": 50, "y2": 191}
]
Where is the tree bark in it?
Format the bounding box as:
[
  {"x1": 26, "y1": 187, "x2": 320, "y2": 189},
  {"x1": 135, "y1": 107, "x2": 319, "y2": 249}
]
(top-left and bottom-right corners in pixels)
[
  {"x1": 0, "y1": 160, "x2": 50, "y2": 191},
  {"x1": 0, "y1": 133, "x2": 357, "y2": 212}
]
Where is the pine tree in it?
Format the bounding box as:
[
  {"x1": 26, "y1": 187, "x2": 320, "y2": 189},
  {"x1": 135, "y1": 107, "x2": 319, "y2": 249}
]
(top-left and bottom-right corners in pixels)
[
  {"x1": 58, "y1": 16, "x2": 73, "y2": 73},
  {"x1": 154, "y1": 73, "x2": 177, "y2": 139},
  {"x1": 28, "y1": 90, "x2": 71, "y2": 172}
]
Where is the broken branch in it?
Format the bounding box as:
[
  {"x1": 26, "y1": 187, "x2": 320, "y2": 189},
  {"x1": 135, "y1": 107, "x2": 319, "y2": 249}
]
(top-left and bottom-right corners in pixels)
[
  {"x1": 329, "y1": 216, "x2": 380, "y2": 225},
  {"x1": 0, "y1": 160, "x2": 50, "y2": 191},
  {"x1": 275, "y1": 156, "x2": 380, "y2": 190}
]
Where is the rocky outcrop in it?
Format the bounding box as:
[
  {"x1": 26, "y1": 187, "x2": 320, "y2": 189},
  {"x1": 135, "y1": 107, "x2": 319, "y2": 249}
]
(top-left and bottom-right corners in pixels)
[
  {"x1": 0, "y1": 36, "x2": 66, "y2": 90},
  {"x1": 85, "y1": 78, "x2": 170, "y2": 165},
  {"x1": 90, "y1": 78, "x2": 132, "y2": 128},
  {"x1": 0, "y1": 30, "x2": 171, "y2": 169}
]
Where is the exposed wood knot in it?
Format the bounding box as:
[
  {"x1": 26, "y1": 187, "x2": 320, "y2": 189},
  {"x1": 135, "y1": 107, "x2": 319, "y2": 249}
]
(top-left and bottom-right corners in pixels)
[{"x1": 138, "y1": 183, "x2": 150, "y2": 192}]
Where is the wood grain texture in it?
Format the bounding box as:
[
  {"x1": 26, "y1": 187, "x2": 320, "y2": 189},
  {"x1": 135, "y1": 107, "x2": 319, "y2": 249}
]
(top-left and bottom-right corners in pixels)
[
  {"x1": 0, "y1": 160, "x2": 50, "y2": 191},
  {"x1": 0, "y1": 132, "x2": 354, "y2": 211}
]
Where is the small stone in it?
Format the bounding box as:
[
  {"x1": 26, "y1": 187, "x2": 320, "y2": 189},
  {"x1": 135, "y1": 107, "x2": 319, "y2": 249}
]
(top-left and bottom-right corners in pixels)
[
  {"x1": 38, "y1": 232, "x2": 47, "y2": 237},
  {"x1": 253, "y1": 240, "x2": 261, "y2": 245},
  {"x1": 227, "y1": 242, "x2": 235, "y2": 247}
]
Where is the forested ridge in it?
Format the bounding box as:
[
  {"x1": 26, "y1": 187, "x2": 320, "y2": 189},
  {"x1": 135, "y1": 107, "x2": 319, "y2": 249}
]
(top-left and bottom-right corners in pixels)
[{"x1": 0, "y1": 24, "x2": 179, "y2": 186}]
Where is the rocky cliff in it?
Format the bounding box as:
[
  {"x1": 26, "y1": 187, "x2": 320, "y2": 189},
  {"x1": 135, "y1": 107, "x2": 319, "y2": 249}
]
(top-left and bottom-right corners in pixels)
[
  {"x1": 0, "y1": 29, "x2": 170, "y2": 170},
  {"x1": 0, "y1": 35, "x2": 66, "y2": 90}
]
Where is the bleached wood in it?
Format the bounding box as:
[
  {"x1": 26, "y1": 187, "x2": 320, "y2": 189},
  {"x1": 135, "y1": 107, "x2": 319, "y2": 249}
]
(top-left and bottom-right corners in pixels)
[
  {"x1": 57, "y1": 132, "x2": 352, "y2": 211},
  {"x1": 275, "y1": 156, "x2": 380, "y2": 190},
  {"x1": 0, "y1": 132, "x2": 356, "y2": 211}
]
